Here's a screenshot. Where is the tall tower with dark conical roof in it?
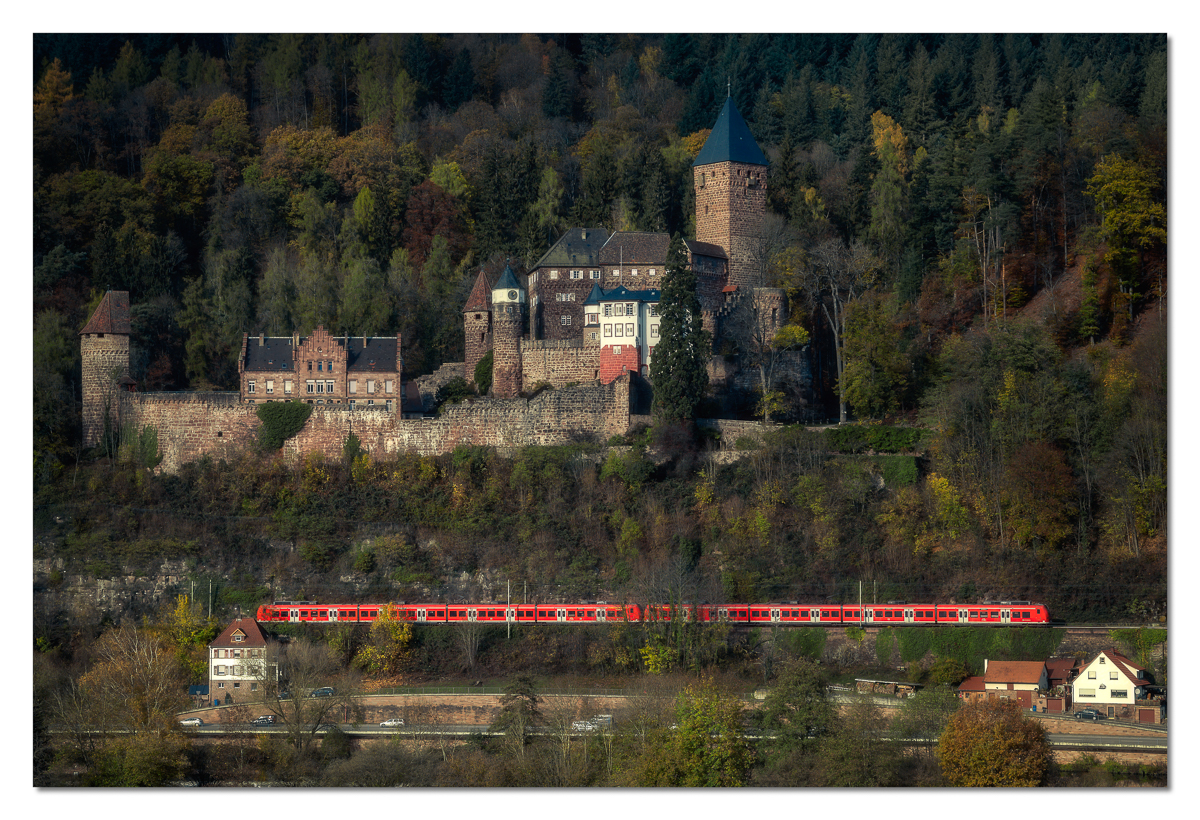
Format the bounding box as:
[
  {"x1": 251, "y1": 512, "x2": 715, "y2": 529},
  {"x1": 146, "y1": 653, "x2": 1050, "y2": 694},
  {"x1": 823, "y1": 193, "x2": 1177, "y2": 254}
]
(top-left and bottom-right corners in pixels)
[
  {"x1": 463, "y1": 268, "x2": 494, "y2": 387},
  {"x1": 489, "y1": 263, "x2": 526, "y2": 398},
  {"x1": 693, "y1": 97, "x2": 769, "y2": 289}
]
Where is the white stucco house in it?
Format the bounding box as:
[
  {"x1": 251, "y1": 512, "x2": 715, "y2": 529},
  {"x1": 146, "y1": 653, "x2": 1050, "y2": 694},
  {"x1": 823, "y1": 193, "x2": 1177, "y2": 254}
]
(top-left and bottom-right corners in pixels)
[
  {"x1": 208, "y1": 618, "x2": 276, "y2": 705},
  {"x1": 1072, "y1": 648, "x2": 1150, "y2": 716}
]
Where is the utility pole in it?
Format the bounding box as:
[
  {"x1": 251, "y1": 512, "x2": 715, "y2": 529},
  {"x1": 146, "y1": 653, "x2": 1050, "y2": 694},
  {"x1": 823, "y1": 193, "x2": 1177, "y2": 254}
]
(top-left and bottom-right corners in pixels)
[{"x1": 507, "y1": 580, "x2": 511, "y2": 640}]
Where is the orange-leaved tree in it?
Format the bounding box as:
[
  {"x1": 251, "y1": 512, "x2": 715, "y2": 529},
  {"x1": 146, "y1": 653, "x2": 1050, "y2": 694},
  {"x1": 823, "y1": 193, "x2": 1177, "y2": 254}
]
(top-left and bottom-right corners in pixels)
[{"x1": 936, "y1": 698, "x2": 1051, "y2": 786}]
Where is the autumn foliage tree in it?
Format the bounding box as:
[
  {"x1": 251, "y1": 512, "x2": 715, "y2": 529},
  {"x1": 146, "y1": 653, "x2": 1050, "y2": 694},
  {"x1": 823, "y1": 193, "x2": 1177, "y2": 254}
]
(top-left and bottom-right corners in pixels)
[{"x1": 936, "y1": 699, "x2": 1051, "y2": 786}]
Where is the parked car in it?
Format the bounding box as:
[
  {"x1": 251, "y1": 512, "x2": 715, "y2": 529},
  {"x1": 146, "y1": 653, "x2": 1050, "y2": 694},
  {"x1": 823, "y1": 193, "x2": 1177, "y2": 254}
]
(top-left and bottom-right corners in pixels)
[
  {"x1": 310, "y1": 687, "x2": 335, "y2": 698},
  {"x1": 179, "y1": 717, "x2": 204, "y2": 727},
  {"x1": 251, "y1": 714, "x2": 277, "y2": 726},
  {"x1": 380, "y1": 718, "x2": 405, "y2": 727},
  {"x1": 1075, "y1": 709, "x2": 1104, "y2": 721},
  {"x1": 572, "y1": 720, "x2": 596, "y2": 732}
]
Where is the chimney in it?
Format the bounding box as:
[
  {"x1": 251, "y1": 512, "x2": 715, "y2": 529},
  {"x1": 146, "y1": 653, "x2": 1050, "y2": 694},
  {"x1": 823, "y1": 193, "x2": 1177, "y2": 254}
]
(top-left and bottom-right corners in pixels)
[
  {"x1": 259, "y1": 333, "x2": 264, "y2": 346},
  {"x1": 362, "y1": 335, "x2": 367, "y2": 348}
]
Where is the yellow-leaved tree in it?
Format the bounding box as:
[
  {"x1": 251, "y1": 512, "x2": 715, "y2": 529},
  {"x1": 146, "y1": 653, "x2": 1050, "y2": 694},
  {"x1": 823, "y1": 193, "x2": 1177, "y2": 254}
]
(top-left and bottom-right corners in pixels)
[
  {"x1": 352, "y1": 606, "x2": 413, "y2": 680},
  {"x1": 936, "y1": 699, "x2": 1051, "y2": 786}
]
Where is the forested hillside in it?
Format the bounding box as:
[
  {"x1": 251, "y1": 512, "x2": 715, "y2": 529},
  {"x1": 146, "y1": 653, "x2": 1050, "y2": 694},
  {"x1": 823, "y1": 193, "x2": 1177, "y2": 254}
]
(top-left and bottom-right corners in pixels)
[{"x1": 34, "y1": 33, "x2": 1167, "y2": 635}]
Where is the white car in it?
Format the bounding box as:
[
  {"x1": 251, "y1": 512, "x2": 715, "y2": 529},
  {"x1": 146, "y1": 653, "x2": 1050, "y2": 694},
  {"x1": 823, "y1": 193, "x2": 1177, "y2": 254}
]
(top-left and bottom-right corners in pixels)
[
  {"x1": 380, "y1": 717, "x2": 405, "y2": 727},
  {"x1": 180, "y1": 717, "x2": 204, "y2": 727}
]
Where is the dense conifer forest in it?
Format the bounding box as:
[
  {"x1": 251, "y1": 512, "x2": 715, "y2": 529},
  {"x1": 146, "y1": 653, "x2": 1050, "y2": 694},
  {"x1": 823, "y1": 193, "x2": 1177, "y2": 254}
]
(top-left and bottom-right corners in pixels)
[{"x1": 33, "y1": 33, "x2": 1167, "y2": 786}]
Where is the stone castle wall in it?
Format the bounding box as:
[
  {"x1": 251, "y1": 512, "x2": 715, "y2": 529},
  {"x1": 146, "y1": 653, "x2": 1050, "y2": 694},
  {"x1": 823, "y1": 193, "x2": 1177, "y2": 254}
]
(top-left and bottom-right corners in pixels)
[
  {"x1": 118, "y1": 377, "x2": 632, "y2": 473},
  {"x1": 520, "y1": 339, "x2": 600, "y2": 389}
]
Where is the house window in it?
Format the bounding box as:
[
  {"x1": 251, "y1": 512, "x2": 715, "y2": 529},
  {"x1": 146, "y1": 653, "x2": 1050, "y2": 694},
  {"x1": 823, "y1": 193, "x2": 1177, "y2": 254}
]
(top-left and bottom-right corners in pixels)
[
  {"x1": 1078, "y1": 688, "x2": 1095, "y2": 697},
  {"x1": 585, "y1": 314, "x2": 598, "y2": 325},
  {"x1": 386, "y1": 380, "x2": 394, "y2": 393},
  {"x1": 251, "y1": 683, "x2": 258, "y2": 692},
  {"x1": 284, "y1": 380, "x2": 292, "y2": 394},
  {"x1": 317, "y1": 361, "x2": 323, "y2": 372},
  {"x1": 604, "y1": 305, "x2": 612, "y2": 317},
  {"x1": 589, "y1": 332, "x2": 598, "y2": 341},
  {"x1": 613, "y1": 304, "x2": 623, "y2": 316},
  {"x1": 316, "y1": 382, "x2": 324, "y2": 393},
  {"x1": 1110, "y1": 672, "x2": 1118, "y2": 680},
  {"x1": 613, "y1": 346, "x2": 622, "y2": 355},
  {"x1": 1088, "y1": 671, "x2": 1097, "y2": 679},
  {"x1": 615, "y1": 324, "x2": 624, "y2": 337},
  {"x1": 247, "y1": 380, "x2": 255, "y2": 394},
  {"x1": 307, "y1": 361, "x2": 313, "y2": 371},
  {"x1": 368, "y1": 380, "x2": 376, "y2": 393},
  {"x1": 649, "y1": 304, "x2": 658, "y2": 316},
  {"x1": 218, "y1": 682, "x2": 225, "y2": 688},
  {"x1": 266, "y1": 380, "x2": 274, "y2": 394},
  {"x1": 306, "y1": 380, "x2": 315, "y2": 393},
  {"x1": 604, "y1": 325, "x2": 612, "y2": 337},
  {"x1": 349, "y1": 380, "x2": 357, "y2": 393},
  {"x1": 1111, "y1": 690, "x2": 1128, "y2": 698},
  {"x1": 626, "y1": 323, "x2": 634, "y2": 336},
  {"x1": 650, "y1": 324, "x2": 659, "y2": 338},
  {"x1": 626, "y1": 303, "x2": 635, "y2": 314},
  {"x1": 327, "y1": 361, "x2": 333, "y2": 372},
  {"x1": 325, "y1": 380, "x2": 334, "y2": 394}
]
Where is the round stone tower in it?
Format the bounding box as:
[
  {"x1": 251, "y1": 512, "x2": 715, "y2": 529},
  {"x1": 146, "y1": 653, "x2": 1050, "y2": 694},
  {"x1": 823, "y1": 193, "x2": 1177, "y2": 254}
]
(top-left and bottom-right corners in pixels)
[
  {"x1": 489, "y1": 263, "x2": 526, "y2": 398},
  {"x1": 79, "y1": 291, "x2": 132, "y2": 448}
]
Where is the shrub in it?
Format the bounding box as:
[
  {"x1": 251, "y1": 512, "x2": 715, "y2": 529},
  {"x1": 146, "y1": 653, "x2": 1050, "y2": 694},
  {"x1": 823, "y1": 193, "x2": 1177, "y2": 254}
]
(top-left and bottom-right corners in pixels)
[
  {"x1": 877, "y1": 455, "x2": 918, "y2": 487},
  {"x1": 256, "y1": 402, "x2": 313, "y2": 450},
  {"x1": 473, "y1": 350, "x2": 493, "y2": 395}
]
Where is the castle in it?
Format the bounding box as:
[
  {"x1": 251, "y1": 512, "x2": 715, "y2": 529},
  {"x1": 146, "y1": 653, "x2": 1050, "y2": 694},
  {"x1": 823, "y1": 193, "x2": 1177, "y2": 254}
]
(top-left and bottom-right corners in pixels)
[{"x1": 80, "y1": 99, "x2": 791, "y2": 472}]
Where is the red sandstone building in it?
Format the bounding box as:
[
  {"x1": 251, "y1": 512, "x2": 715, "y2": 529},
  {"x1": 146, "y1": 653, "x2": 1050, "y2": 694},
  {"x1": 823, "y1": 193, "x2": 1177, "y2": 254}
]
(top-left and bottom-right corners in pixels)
[{"x1": 237, "y1": 326, "x2": 404, "y2": 414}]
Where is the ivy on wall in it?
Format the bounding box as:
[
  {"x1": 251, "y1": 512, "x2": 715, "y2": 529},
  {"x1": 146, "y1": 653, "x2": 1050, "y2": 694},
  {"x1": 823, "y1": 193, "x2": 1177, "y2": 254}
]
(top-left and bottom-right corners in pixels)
[{"x1": 256, "y1": 401, "x2": 313, "y2": 450}]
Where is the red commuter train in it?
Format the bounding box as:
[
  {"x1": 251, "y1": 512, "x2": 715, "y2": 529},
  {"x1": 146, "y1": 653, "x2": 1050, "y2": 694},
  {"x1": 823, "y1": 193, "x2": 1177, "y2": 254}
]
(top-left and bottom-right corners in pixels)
[{"x1": 255, "y1": 600, "x2": 1049, "y2": 626}]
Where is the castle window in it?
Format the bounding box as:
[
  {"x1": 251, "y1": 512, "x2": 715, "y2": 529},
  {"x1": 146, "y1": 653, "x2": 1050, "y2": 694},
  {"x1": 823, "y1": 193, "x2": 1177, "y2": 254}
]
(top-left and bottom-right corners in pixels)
[
  {"x1": 604, "y1": 325, "x2": 612, "y2": 337},
  {"x1": 266, "y1": 380, "x2": 274, "y2": 394},
  {"x1": 550, "y1": 270, "x2": 559, "y2": 279},
  {"x1": 349, "y1": 380, "x2": 357, "y2": 393},
  {"x1": 247, "y1": 380, "x2": 255, "y2": 393},
  {"x1": 614, "y1": 324, "x2": 624, "y2": 337},
  {"x1": 570, "y1": 270, "x2": 583, "y2": 279},
  {"x1": 649, "y1": 304, "x2": 658, "y2": 316},
  {"x1": 651, "y1": 324, "x2": 659, "y2": 338},
  {"x1": 613, "y1": 305, "x2": 623, "y2": 316},
  {"x1": 368, "y1": 380, "x2": 376, "y2": 394},
  {"x1": 317, "y1": 361, "x2": 322, "y2": 371},
  {"x1": 590, "y1": 270, "x2": 600, "y2": 279},
  {"x1": 631, "y1": 269, "x2": 638, "y2": 276},
  {"x1": 589, "y1": 332, "x2": 598, "y2": 341},
  {"x1": 613, "y1": 346, "x2": 622, "y2": 355},
  {"x1": 326, "y1": 380, "x2": 334, "y2": 393},
  {"x1": 585, "y1": 314, "x2": 598, "y2": 325},
  {"x1": 285, "y1": 380, "x2": 292, "y2": 393},
  {"x1": 316, "y1": 382, "x2": 324, "y2": 393},
  {"x1": 307, "y1": 380, "x2": 315, "y2": 393},
  {"x1": 626, "y1": 303, "x2": 635, "y2": 315},
  {"x1": 327, "y1": 361, "x2": 334, "y2": 372},
  {"x1": 649, "y1": 269, "x2": 657, "y2": 276},
  {"x1": 560, "y1": 316, "x2": 571, "y2": 325},
  {"x1": 308, "y1": 361, "x2": 312, "y2": 371},
  {"x1": 386, "y1": 380, "x2": 394, "y2": 393},
  {"x1": 626, "y1": 323, "x2": 634, "y2": 337},
  {"x1": 604, "y1": 305, "x2": 612, "y2": 317},
  {"x1": 699, "y1": 172, "x2": 705, "y2": 188}
]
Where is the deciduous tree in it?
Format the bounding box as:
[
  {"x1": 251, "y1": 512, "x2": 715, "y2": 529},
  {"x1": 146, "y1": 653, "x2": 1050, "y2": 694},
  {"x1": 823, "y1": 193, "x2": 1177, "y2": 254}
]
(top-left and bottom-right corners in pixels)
[{"x1": 936, "y1": 698, "x2": 1051, "y2": 786}]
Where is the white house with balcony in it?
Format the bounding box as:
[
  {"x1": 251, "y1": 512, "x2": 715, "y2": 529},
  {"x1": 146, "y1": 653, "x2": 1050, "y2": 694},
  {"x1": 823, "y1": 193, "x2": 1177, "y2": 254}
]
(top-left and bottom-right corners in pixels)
[
  {"x1": 208, "y1": 618, "x2": 277, "y2": 705},
  {"x1": 1072, "y1": 648, "x2": 1150, "y2": 716}
]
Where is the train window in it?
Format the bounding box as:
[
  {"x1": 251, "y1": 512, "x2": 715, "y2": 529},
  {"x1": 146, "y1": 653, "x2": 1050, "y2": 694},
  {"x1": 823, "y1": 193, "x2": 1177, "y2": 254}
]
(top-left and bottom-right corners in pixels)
[
  {"x1": 301, "y1": 610, "x2": 309, "y2": 618},
  {"x1": 969, "y1": 610, "x2": 978, "y2": 618}
]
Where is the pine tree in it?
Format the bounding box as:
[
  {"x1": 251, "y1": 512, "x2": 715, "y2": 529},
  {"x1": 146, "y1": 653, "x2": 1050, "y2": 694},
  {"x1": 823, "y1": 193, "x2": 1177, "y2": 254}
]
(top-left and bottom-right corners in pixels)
[{"x1": 651, "y1": 234, "x2": 710, "y2": 423}]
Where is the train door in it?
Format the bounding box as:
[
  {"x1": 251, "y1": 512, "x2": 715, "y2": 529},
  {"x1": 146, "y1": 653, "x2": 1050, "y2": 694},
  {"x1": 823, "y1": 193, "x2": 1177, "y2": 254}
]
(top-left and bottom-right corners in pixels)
[
  {"x1": 290, "y1": 609, "x2": 299, "y2": 623},
  {"x1": 1001, "y1": 609, "x2": 1011, "y2": 624},
  {"x1": 770, "y1": 607, "x2": 781, "y2": 623},
  {"x1": 904, "y1": 608, "x2": 914, "y2": 624},
  {"x1": 717, "y1": 607, "x2": 728, "y2": 622},
  {"x1": 416, "y1": 608, "x2": 427, "y2": 622},
  {"x1": 863, "y1": 607, "x2": 874, "y2": 624},
  {"x1": 467, "y1": 608, "x2": 478, "y2": 622},
  {"x1": 596, "y1": 607, "x2": 607, "y2": 622},
  {"x1": 558, "y1": 608, "x2": 566, "y2": 622},
  {"x1": 958, "y1": 609, "x2": 968, "y2": 624}
]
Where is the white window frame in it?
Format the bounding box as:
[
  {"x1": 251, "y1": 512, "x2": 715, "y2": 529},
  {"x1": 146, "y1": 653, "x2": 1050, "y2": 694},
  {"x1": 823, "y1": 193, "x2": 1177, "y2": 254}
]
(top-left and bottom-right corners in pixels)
[
  {"x1": 266, "y1": 380, "x2": 274, "y2": 394},
  {"x1": 368, "y1": 380, "x2": 376, "y2": 394},
  {"x1": 386, "y1": 379, "x2": 394, "y2": 393},
  {"x1": 604, "y1": 325, "x2": 612, "y2": 337},
  {"x1": 284, "y1": 380, "x2": 293, "y2": 394},
  {"x1": 590, "y1": 270, "x2": 600, "y2": 279},
  {"x1": 614, "y1": 324, "x2": 624, "y2": 337},
  {"x1": 247, "y1": 380, "x2": 255, "y2": 394},
  {"x1": 561, "y1": 316, "x2": 571, "y2": 325},
  {"x1": 306, "y1": 380, "x2": 315, "y2": 394},
  {"x1": 349, "y1": 380, "x2": 357, "y2": 394}
]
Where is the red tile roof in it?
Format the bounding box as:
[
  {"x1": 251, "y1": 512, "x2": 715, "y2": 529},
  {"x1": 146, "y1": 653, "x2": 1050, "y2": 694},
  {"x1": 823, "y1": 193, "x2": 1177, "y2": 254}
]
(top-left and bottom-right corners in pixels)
[
  {"x1": 1095, "y1": 649, "x2": 1150, "y2": 685},
  {"x1": 79, "y1": 291, "x2": 131, "y2": 335},
  {"x1": 984, "y1": 660, "x2": 1046, "y2": 684},
  {"x1": 463, "y1": 269, "x2": 494, "y2": 312},
  {"x1": 958, "y1": 676, "x2": 985, "y2": 692},
  {"x1": 209, "y1": 618, "x2": 269, "y2": 649}
]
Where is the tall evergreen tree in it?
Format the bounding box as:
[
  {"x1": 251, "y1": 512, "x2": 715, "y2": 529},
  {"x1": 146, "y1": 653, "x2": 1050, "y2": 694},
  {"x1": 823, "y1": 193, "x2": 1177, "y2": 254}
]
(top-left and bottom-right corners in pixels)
[{"x1": 651, "y1": 234, "x2": 710, "y2": 423}]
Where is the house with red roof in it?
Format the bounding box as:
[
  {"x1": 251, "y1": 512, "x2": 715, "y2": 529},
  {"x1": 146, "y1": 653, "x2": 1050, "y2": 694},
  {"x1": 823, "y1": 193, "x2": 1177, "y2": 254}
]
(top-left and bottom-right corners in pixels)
[
  {"x1": 208, "y1": 618, "x2": 276, "y2": 706},
  {"x1": 1072, "y1": 649, "x2": 1154, "y2": 720}
]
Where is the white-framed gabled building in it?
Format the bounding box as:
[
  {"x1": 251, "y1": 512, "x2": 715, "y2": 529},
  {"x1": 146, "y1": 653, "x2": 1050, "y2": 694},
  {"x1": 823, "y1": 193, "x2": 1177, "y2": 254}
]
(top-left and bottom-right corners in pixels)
[
  {"x1": 208, "y1": 618, "x2": 276, "y2": 706},
  {"x1": 1072, "y1": 648, "x2": 1150, "y2": 716}
]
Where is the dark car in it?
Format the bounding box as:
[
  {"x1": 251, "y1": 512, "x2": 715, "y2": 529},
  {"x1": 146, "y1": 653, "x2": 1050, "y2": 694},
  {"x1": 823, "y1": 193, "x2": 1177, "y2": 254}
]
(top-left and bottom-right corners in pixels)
[
  {"x1": 251, "y1": 714, "x2": 277, "y2": 726},
  {"x1": 310, "y1": 687, "x2": 336, "y2": 698},
  {"x1": 1075, "y1": 709, "x2": 1104, "y2": 721}
]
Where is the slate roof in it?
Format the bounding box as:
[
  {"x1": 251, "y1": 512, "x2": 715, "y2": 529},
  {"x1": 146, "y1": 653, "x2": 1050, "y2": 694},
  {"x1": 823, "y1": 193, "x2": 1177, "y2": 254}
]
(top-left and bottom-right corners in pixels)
[
  {"x1": 210, "y1": 618, "x2": 269, "y2": 649},
  {"x1": 595, "y1": 285, "x2": 660, "y2": 303},
  {"x1": 242, "y1": 336, "x2": 400, "y2": 373},
  {"x1": 533, "y1": 227, "x2": 611, "y2": 269},
  {"x1": 583, "y1": 283, "x2": 605, "y2": 306},
  {"x1": 494, "y1": 263, "x2": 522, "y2": 293},
  {"x1": 693, "y1": 97, "x2": 769, "y2": 168},
  {"x1": 79, "y1": 290, "x2": 131, "y2": 335},
  {"x1": 685, "y1": 239, "x2": 728, "y2": 260},
  {"x1": 599, "y1": 231, "x2": 671, "y2": 266}
]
